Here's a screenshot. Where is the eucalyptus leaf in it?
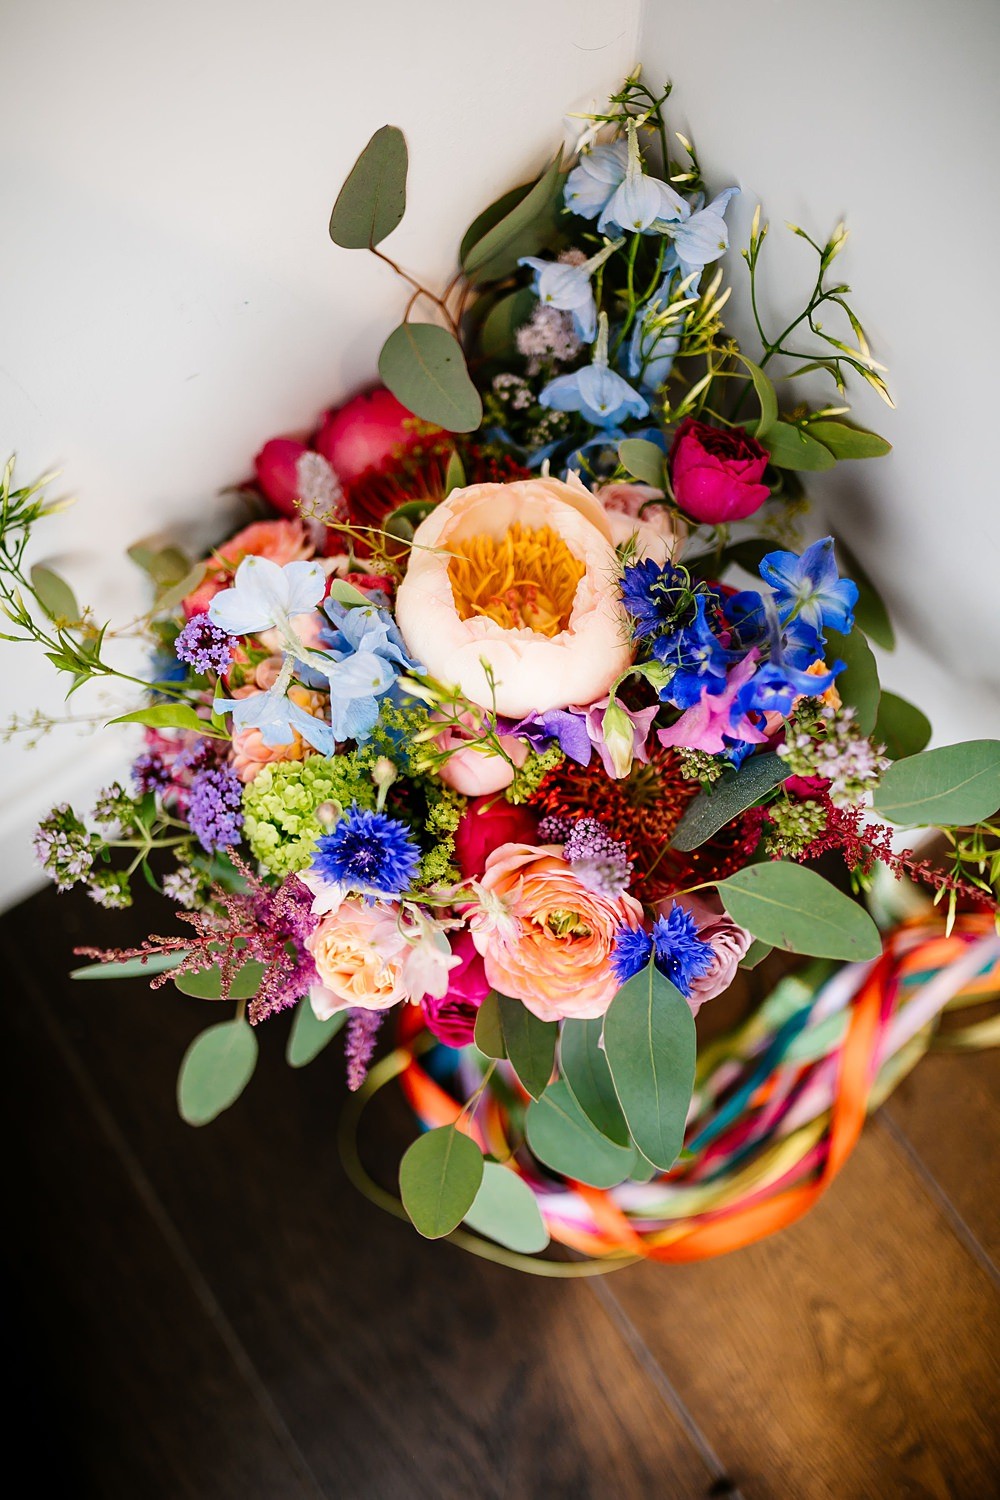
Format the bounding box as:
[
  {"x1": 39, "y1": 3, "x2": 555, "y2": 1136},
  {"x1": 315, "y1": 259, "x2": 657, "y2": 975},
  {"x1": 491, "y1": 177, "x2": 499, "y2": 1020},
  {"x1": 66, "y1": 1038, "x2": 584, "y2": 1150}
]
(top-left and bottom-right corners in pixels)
[
  {"x1": 71, "y1": 952, "x2": 188, "y2": 981},
  {"x1": 873, "y1": 691, "x2": 932, "y2": 762},
  {"x1": 473, "y1": 991, "x2": 506, "y2": 1060},
  {"x1": 31, "y1": 564, "x2": 79, "y2": 623},
  {"x1": 152, "y1": 562, "x2": 208, "y2": 617},
  {"x1": 378, "y1": 323, "x2": 482, "y2": 433},
  {"x1": 826, "y1": 627, "x2": 880, "y2": 736},
  {"x1": 399, "y1": 1126, "x2": 483, "y2": 1239},
  {"x1": 462, "y1": 152, "x2": 563, "y2": 282},
  {"x1": 525, "y1": 1081, "x2": 635, "y2": 1188},
  {"x1": 463, "y1": 1162, "x2": 549, "y2": 1253},
  {"x1": 836, "y1": 537, "x2": 895, "y2": 650},
  {"x1": 172, "y1": 958, "x2": 265, "y2": 1000},
  {"x1": 806, "y1": 419, "x2": 892, "y2": 459},
  {"x1": 738, "y1": 940, "x2": 773, "y2": 970},
  {"x1": 559, "y1": 1018, "x2": 630, "y2": 1147},
  {"x1": 618, "y1": 437, "x2": 666, "y2": 490},
  {"x1": 329, "y1": 124, "x2": 407, "y2": 249},
  {"x1": 109, "y1": 703, "x2": 229, "y2": 739},
  {"x1": 498, "y1": 994, "x2": 557, "y2": 1099},
  {"x1": 872, "y1": 740, "x2": 1000, "y2": 826},
  {"x1": 479, "y1": 288, "x2": 536, "y2": 360},
  {"x1": 285, "y1": 998, "x2": 346, "y2": 1068},
  {"x1": 603, "y1": 963, "x2": 697, "y2": 1171},
  {"x1": 717, "y1": 862, "x2": 882, "y2": 960},
  {"x1": 460, "y1": 183, "x2": 532, "y2": 266},
  {"x1": 671, "y1": 752, "x2": 787, "y2": 851},
  {"x1": 177, "y1": 1018, "x2": 258, "y2": 1127},
  {"x1": 762, "y1": 421, "x2": 837, "y2": 472}
]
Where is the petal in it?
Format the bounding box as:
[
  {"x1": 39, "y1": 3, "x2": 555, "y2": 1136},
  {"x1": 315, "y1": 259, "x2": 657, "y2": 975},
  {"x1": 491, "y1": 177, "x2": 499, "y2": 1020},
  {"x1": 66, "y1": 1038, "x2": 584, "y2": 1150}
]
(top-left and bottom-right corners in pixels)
[{"x1": 283, "y1": 559, "x2": 328, "y2": 616}]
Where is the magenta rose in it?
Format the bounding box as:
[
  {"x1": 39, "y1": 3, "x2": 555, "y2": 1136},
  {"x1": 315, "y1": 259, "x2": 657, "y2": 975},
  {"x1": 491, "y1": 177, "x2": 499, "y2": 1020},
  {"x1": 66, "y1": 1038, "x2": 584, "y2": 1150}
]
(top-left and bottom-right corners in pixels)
[
  {"x1": 669, "y1": 418, "x2": 770, "y2": 524},
  {"x1": 254, "y1": 438, "x2": 311, "y2": 516},
  {"x1": 421, "y1": 930, "x2": 491, "y2": 1047},
  {"x1": 453, "y1": 796, "x2": 538, "y2": 879},
  {"x1": 315, "y1": 387, "x2": 427, "y2": 485}
]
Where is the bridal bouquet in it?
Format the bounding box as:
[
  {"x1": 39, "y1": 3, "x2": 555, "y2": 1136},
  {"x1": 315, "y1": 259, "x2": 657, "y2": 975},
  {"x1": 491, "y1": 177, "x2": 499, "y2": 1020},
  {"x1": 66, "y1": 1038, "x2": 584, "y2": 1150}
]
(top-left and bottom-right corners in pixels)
[{"x1": 8, "y1": 76, "x2": 999, "y2": 1258}]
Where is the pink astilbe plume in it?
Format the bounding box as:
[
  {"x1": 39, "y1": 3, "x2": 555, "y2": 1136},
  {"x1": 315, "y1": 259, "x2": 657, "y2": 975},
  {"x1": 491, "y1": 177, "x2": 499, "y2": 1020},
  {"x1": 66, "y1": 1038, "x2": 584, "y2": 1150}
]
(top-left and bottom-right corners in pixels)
[{"x1": 75, "y1": 854, "x2": 320, "y2": 1025}]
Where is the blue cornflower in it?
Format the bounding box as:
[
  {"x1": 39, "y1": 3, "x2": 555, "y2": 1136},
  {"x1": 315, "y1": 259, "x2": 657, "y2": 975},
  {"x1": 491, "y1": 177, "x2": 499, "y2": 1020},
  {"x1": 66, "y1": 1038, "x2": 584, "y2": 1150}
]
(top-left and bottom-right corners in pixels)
[
  {"x1": 540, "y1": 313, "x2": 648, "y2": 430},
  {"x1": 563, "y1": 139, "x2": 629, "y2": 219},
  {"x1": 650, "y1": 903, "x2": 714, "y2": 998},
  {"x1": 620, "y1": 558, "x2": 689, "y2": 638},
  {"x1": 597, "y1": 121, "x2": 687, "y2": 236},
  {"x1": 311, "y1": 804, "x2": 420, "y2": 902},
  {"x1": 653, "y1": 595, "x2": 729, "y2": 708},
  {"x1": 187, "y1": 767, "x2": 244, "y2": 853},
  {"x1": 175, "y1": 613, "x2": 237, "y2": 675},
  {"x1": 611, "y1": 924, "x2": 653, "y2": 983},
  {"x1": 520, "y1": 239, "x2": 622, "y2": 344},
  {"x1": 759, "y1": 536, "x2": 858, "y2": 635}
]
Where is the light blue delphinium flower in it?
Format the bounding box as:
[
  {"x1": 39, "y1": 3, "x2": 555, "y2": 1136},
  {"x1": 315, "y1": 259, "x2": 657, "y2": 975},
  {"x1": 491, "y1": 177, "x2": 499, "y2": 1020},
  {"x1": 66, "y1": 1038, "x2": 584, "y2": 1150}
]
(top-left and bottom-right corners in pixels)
[
  {"x1": 315, "y1": 599, "x2": 420, "y2": 744},
  {"x1": 626, "y1": 271, "x2": 699, "y2": 392},
  {"x1": 759, "y1": 536, "x2": 859, "y2": 634},
  {"x1": 563, "y1": 138, "x2": 629, "y2": 219},
  {"x1": 659, "y1": 187, "x2": 740, "y2": 283},
  {"x1": 215, "y1": 677, "x2": 335, "y2": 755},
  {"x1": 207, "y1": 555, "x2": 327, "y2": 640},
  {"x1": 539, "y1": 313, "x2": 649, "y2": 429},
  {"x1": 597, "y1": 121, "x2": 687, "y2": 237},
  {"x1": 519, "y1": 238, "x2": 624, "y2": 344}
]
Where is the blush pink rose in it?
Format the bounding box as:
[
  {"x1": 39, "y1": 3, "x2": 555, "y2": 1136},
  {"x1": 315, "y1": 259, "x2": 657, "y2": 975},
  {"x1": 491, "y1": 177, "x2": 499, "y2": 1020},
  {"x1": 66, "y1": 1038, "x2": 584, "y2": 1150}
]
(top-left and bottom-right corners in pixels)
[
  {"x1": 307, "y1": 899, "x2": 411, "y2": 1015},
  {"x1": 453, "y1": 797, "x2": 539, "y2": 878},
  {"x1": 182, "y1": 519, "x2": 314, "y2": 618},
  {"x1": 421, "y1": 930, "x2": 491, "y2": 1047},
  {"x1": 470, "y1": 843, "x2": 644, "y2": 1022},
  {"x1": 394, "y1": 474, "x2": 632, "y2": 719},
  {"x1": 656, "y1": 892, "x2": 754, "y2": 1014},
  {"x1": 434, "y1": 718, "x2": 530, "y2": 796},
  {"x1": 596, "y1": 482, "x2": 684, "y2": 564},
  {"x1": 315, "y1": 387, "x2": 427, "y2": 484},
  {"x1": 669, "y1": 418, "x2": 770, "y2": 524}
]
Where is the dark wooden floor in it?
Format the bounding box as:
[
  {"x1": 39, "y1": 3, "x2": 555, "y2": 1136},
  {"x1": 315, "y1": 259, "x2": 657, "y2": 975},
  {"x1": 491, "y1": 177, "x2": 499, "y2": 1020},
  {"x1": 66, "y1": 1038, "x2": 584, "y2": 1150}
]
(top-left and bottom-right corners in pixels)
[{"x1": 4, "y1": 883, "x2": 998, "y2": 1500}]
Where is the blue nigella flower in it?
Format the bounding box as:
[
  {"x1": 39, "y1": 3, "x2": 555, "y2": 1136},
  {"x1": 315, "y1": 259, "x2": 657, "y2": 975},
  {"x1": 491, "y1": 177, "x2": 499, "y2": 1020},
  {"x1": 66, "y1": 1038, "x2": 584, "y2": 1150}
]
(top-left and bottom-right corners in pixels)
[
  {"x1": 650, "y1": 903, "x2": 715, "y2": 999},
  {"x1": 620, "y1": 558, "x2": 689, "y2": 638},
  {"x1": 563, "y1": 139, "x2": 629, "y2": 219},
  {"x1": 311, "y1": 803, "x2": 421, "y2": 902},
  {"x1": 520, "y1": 238, "x2": 623, "y2": 344},
  {"x1": 611, "y1": 924, "x2": 653, "y2": 983},
  {"x1": 758, "y1": 536, "x2": 859, "y2": 635},
  {"x1": 540, "y1": 313, "x2": 648, "y2": 430},
  {"x1": 597, "y1": 121, "x2": 687, "y2": 236},
  {"x1": 653, "y1": 594, "x2": 729, "y2": 708}
]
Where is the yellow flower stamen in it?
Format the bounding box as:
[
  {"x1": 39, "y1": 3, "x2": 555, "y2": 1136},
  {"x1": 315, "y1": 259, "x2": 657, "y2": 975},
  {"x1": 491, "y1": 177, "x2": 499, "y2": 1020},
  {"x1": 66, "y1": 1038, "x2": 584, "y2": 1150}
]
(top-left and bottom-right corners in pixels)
[{"x1": 447, "y1": 523, "x2": 586, "y2": 637}]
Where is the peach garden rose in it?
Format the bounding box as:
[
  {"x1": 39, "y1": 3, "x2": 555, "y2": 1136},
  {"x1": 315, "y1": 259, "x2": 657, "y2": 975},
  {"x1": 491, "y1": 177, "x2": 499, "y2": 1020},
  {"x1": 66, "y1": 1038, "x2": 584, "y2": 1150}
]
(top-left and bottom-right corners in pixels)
[
  {"x1": 393, "y1": 474, "x2": 632, "y2": 720},
  {"x1": 469, "y1": 842, "x2": 644, "y2": 1022}
]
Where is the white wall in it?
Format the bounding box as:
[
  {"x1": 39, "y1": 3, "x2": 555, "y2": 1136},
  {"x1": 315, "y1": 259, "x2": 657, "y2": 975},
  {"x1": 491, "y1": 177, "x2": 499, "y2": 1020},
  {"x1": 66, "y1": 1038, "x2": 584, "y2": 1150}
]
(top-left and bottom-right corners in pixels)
[
  {"x1": 640, "y1": 0, "x2": 1000, "y2": 742},
  {"x1": 0, "y1": 0, "x2": 642, "y2": 909}
]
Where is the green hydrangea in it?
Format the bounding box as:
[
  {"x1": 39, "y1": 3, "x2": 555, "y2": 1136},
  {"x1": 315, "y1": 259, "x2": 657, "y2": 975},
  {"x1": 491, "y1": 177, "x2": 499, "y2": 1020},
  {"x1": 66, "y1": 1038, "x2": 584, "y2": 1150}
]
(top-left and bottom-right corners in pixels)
[{"x1": 242, "y1": 756, "x2": 376, "y2": 877}]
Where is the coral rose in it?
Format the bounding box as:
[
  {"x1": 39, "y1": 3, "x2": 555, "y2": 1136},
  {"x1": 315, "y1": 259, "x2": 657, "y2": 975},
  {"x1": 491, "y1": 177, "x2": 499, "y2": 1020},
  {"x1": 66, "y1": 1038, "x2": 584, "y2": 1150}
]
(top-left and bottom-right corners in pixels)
[
  {"x1": 394, "y1": 475, "x2": 632, "y2": 718},
  {"x1": 470, "y1": 842, "x2": 644, "y2": 1021},
  {"x1": 182, "y1": 520, "x2": 314, "y2": 618},
  {"x1": 307, "y1": 899, "x2": 411, "y2": 1015}
]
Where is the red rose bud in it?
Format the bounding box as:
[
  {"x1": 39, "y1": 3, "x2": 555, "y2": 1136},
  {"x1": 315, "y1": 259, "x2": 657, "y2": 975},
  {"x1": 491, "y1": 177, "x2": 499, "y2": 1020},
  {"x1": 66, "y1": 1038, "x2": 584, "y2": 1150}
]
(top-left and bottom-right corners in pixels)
[
  {"x1": 669, "y1": 418, "x2": 770, "y2": 524},
  {"x1": 421, "y1": 930, "x2": 490, "y2": 1048},
  {"x1": 453, "y1": 797, "x2": 538, "y2": 879},
  {"x1": 315, "y1": 387, "x2": 429, "y2": 485},
  {"x1": 254, "y1": 438, "x2": 311, "y2": 517}
]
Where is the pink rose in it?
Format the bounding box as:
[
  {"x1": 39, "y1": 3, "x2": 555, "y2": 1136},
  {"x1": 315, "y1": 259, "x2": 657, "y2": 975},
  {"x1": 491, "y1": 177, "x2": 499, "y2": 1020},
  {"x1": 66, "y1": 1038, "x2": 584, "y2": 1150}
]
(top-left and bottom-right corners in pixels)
[
  {"x1": 656, "y1": 892, "x2": 753, "y2": 1014},
  {"x1": 434, "y1": 718, "x2": 530, "y2": 797},
  {"x1": 307, "y1": 899, "x2": 411, "y2": 1014},
  {"x1": 669, "y1": 418, "x2": 770, "y2": 524},
  {"x1": 315, "y1": 387, "x2": 426, "y2": 484},
  {"x1": 596, "y1": 482, "x2": 683, "y2": 564},
  {"x1": 421, "y1": 930, "x2": 490, "y2": 1046},
  {"x1": 394, "y1": 474, "x2": 632, "y2": 719},
  {"x1": 453, "y1": 797, "x2": 539, "y2": 878},
  {"x1": 470, "y1": 842, "x2": 644, "y2": 1022}
]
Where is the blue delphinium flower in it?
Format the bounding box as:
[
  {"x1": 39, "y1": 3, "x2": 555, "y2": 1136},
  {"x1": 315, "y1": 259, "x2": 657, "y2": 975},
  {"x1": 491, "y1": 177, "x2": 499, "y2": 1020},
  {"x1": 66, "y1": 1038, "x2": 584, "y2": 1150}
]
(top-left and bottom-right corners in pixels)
[
  {"x1": 207, "y1": 555, "x2": 327, "y2": 637},
  {"x1": 187, "y1": 767, "x2": 244, "y2": 853},
  {"x1": 650, "y1": 903, "x2": 714, "y2": 998},
  {"x1": 520, "y1": 239, "x2": 622, "y2": 344},
  {"x1": 625, "y1": 270, "x2": 697, "y2": 391},
  {"x1": 597, "y1": 121, "x2": 687, "y2": 236},
  {"x1": 563, "y1": 139, "x2": 629, "y2": 219},
  {"x1": 759, "y1": 536, "x2": 859, "y2": 634},
  {"x1": 540, "y1": 313, "x2": 648, "y2": 429},
  {"x1": 661, "y1": 188, "x2": 739, "y2": 282},
  {"x1": 620, "y1": 558, "x2": 689, "y2": 638},
  {"x1": 311, "y1": 804, "x2": 420, "y2": 902},
  {"x1": 653, "y1": 595, "x2": 729, "y2": 708},
  {"x1": 215, "y1": 680, "x2": 335, "y2": 756},
  {"x1": 611, "y1": 924, "x2": 653, "y2": 983},
  {"x1": 314, "y1": 600, "x2": 420, "y2": 744}
]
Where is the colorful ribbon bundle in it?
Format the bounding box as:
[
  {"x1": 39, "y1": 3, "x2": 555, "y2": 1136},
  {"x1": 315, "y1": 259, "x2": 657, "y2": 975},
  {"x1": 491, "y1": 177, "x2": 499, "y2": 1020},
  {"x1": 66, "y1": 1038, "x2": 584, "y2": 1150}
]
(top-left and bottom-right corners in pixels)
[{"x1": 390, "y1": 914, "x2": 999, "y2": 1267}]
